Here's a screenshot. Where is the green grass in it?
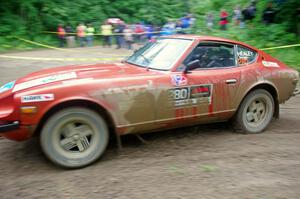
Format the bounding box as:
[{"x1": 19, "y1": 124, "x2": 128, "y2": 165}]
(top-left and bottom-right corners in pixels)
[{"x1": 268, "y1": 48, "x2": 300, "y2": 71}]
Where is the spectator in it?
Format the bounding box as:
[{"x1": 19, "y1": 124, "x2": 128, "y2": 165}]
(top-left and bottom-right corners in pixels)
[
  {"x1": 114, "y1": 21, "x2": 125, "y2": 49},
  {"x1": 123, "y1": 25, "x2": 134, "y2": 50},
  {"x1": 161, "y1": 20, "x2": 176, "y2": 36},
  {"x1": 65, "y1": 25, "x2": 75, "y2": 48},
  {"x1": 166, "y1": 19, "x2": 176, "y2": 30},
  {"x1": 181, "y1": 15, "x2": 191, "y2": 29},
  {"x1": 152, "y1": 25, "x2": 161, "y2": 38},
  {"x1": 134, "y1": 23, "x2": 145, "y2": 43},
  {"x1": 220, "y1": 9, "x2": 229, "y2": 30},
  {"x1": 101, "y1": 21, "x2": 113, "y2": 47},
  {"x1": 145, "y1": 24, "x2": 154, "y2": 40},
  {"x1": 161, "y1": 24, "x2": 174, "y2": 36},
  {"x1": 242, "y1": 0, "x2": 257, "y2": 25},
  {"x1": 206, "y1": 13, "x2": 214, "y2": 30},
  {"x1": 86, "y1": 23, "x2": 95, "y2": 47},
  {"x1": 176, "y1": 20, "x2": 185, "y2": 34},
  {"x1": 262, "y1": 3, "x2": 276, "y2": 24},
  {"x1": 233, "y1": 6, "x2": 242, "y2": 26},
  {"x1": 188, "y1": 14, "x2": 196, "y2": 28},
  {"x1": 57, "y1": 24, "x2": 66, "y2": 47},
  {"x1": 179, "y1": 14, "x2": 195, "y2": 33},
  {"x1": 76, "y1": 23, "x2": 86, "y2": 47}
]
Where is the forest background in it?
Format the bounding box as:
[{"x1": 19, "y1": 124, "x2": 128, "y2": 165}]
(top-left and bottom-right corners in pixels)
[{"x1": 0, "y1": 0, "x2": 299, "y2": 70}]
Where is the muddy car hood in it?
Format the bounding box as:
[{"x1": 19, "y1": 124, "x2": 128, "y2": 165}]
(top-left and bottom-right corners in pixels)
[
  {"x1": 6, "y1": 62, "x2": 160, "y2": 94},
  {"x1": 18, "y1": 62, "x2": 151, "y2": 81}
]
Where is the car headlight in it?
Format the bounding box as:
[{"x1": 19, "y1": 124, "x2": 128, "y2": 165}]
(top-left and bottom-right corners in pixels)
[{"x1": 0, "y1": 81, "x2": 15, "y2": 93}]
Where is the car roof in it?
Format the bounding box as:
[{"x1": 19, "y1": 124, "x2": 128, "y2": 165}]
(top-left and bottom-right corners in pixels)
[{"x1": 164, "y1": 35, "x2": 260, "y2": 51}]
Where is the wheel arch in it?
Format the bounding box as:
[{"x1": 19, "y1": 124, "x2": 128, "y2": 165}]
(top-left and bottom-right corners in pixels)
[
  {"x1": 238, "y1": 83, "x2": 279, "y2": 118},
  {"x1": 34, "y1": 99, "x2": 116, "y2": 137}
]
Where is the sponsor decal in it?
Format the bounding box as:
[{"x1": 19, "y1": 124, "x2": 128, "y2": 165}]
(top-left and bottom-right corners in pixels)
[
  {"x1": 190, "y1": 85, "x2": 211, "y2": 98},
  {"x1": 174, "y1": 100, "x2": 189, "y2": 107},
  {"x1": 174, "y1": 99, "x2": 197, "y2": 107},
  {"x1": 262, "y1": 61, "x2": 279, "y2": 68},
  {"x1": 171, "y1": 75, "x2": 188, "y2": 86},
  {"x1": 238, "y1": 51, "x2": 253, "y2": 57},
  {"x1": 237, "y1": 48, "x2": 256, "y2": 65},
  {"x1": 170, "y1": 84, "x2": 213, "y2": 107},
  {"x1": 13, "y1": 72, "x2": 77, "y2": 92},
  {"x1": 21, "y1": 94, "x2": 54, "y2": 103},
  {"x1": 0, "y1": 81, "x2": 15, "y2": 93},
  {"x1": 238, "y1": 57, "x2": 248, "y2": 65}
]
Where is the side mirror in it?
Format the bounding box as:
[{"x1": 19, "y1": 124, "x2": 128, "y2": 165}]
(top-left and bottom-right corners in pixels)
[{"x1": 184, "y1": 60, "x2": 200, "y2": 74}]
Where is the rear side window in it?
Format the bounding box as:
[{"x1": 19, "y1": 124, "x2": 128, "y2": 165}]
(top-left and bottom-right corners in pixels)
[{"x1": 237, "y1": 46, "x2": 257, "y2": 66}]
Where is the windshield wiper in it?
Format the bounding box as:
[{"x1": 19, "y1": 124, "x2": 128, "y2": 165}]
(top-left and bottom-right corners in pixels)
[
  {"x1": 140, "y1": 54, "x2": 151, "y2": 65},
  {"x1": 137, "y1": 54, "x2": 152, "y2": 71}
]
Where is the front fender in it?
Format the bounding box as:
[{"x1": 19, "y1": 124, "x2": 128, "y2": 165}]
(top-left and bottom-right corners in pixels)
[{"x1": 18, "y1": 94, "x2": 118, "y2": 131}]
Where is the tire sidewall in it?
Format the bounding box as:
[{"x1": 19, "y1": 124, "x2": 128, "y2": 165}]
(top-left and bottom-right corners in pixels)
[
  {"x1": 237, "y1": 89, "x2": 274, "y2": 133},
  {"x1": 40, "y1": 107, "x2": 109, "y2": 168}
]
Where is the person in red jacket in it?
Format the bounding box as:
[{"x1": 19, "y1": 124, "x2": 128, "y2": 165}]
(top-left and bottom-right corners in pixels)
[
  {"x1": 134, "y1": 23, "x2": 145, "y2": 44},
  {"x1": 219, "y1": 9, "x2": 229, "y2": 30},
  {"x1": 57, "y1": 24, "x2": 66, "y2": 47}
]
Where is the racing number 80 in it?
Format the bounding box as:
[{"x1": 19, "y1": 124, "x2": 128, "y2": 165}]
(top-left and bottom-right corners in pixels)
[{"x1": 171, "y1": 88, "x2": 190, "y2": 100}]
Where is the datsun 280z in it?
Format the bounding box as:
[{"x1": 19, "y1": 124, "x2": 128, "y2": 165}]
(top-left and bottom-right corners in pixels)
[{"x1": 0, "y1": 35, "x2": 299, "y2": 168}]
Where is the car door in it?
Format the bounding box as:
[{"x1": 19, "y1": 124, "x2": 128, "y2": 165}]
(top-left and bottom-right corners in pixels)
[
  {"x1": 184, "y1": 42, "x2": 241, "y2": 121},
  {"x1": 155, "y1": 42, "x2": 241, "y2": 127}
]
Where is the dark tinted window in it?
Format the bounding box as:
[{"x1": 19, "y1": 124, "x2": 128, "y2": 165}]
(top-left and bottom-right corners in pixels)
[
  {"x1": 183, "y1": 43, "x2": 235, "y2": 70},
  {"x1": 237, "y1": 46, "x2": 257, "y2": 65}
]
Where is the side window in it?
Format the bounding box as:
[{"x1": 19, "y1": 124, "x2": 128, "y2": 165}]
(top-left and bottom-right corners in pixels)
[
  {"x1": 183, "y1": 43, "x2": 236, "y2": 70},
  {"x1": 237, "y1": 46, "x2": 257, "y2": 66}
]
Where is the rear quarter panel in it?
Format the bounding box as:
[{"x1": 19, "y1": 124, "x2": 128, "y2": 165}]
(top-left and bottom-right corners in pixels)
[
  {"x1": 234, "y1": 51, "x2": 298, "y2": 110},
  {"x1": 260, "y1": 52, "x2": 299, "y2": 103}
]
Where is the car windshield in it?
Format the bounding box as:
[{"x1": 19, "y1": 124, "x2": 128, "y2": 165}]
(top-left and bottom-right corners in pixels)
[{"x1": 125, "y1": 38, "x2": 193, "y2": 71}]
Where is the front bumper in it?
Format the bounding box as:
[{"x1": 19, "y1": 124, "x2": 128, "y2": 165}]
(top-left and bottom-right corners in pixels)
[
  {"x1": 0, "y1": 121, "x2": 20, "y2": 133},
  {"x1": 0, "y1": 92, "x2": 35, "y2": 141},
  {"x1": 0, "y1": 121, "x2": 34, "y2": 141}
]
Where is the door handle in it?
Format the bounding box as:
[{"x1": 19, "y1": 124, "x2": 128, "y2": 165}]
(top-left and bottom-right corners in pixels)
[{"x1": 225, "y1": 79, "x2": 237, "y2": 84}]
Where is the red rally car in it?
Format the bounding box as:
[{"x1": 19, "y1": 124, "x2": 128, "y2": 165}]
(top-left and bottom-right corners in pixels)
[{"x1": 0, "y1": 35, "x2": 299, "y2": 168}]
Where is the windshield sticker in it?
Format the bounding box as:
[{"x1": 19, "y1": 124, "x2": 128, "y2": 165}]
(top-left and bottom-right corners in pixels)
[
  {"x1": 0, "y1": 81, "x2": 15, "y2": 93},
  {"x1": 238, "y1": 57, "x2": 248, "y2": 65},
  {"x1": 21, "y1": 94, "x2": 54, "y2": 103},
  {"x1": 262, "y1": 61, "x2": 279, "y2": 68},
  {"x1": 238, "y1": 51, "x2": 253, "y2": 57},
  {"x1": 171, "y1": 75, "x2": 188, "y2": 86},
  {"x1": 13, "y1": 72, "x2": 77, "y2": 92}
]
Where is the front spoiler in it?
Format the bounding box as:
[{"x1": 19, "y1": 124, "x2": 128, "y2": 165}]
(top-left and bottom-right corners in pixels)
[{"x1": 0, "y1": 121, "x2": 20, "y2": 134}]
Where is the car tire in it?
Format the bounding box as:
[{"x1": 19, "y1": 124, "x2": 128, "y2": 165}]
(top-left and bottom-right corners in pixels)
[
  {"x1": 233, "y1": 89, "x2": 275, "y2": 134},
  {"x1": 40, "y1": 107, "x2": 109, "y2": 168}
]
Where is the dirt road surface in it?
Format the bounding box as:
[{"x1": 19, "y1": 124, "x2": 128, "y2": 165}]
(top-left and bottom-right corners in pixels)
[{"x1": 0, "y1": 47, "x2": 299, "y2": 199}]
